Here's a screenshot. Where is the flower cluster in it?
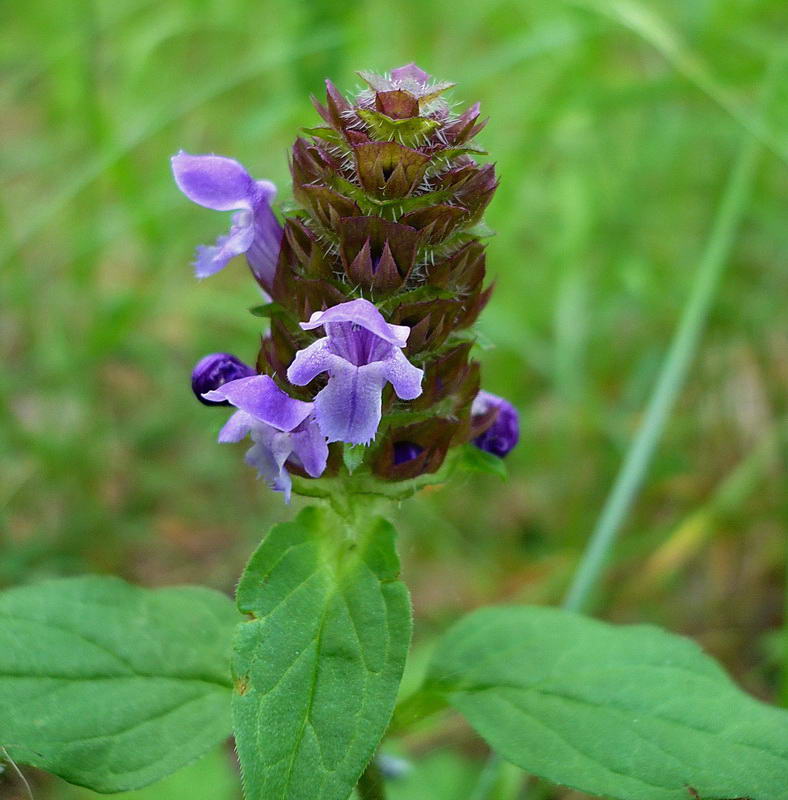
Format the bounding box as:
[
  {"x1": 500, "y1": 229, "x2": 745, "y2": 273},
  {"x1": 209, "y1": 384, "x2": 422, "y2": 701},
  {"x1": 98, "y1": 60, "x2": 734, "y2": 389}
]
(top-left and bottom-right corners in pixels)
[{"x1": 176, "y1": 65, "x2": 519, "y2": 500}]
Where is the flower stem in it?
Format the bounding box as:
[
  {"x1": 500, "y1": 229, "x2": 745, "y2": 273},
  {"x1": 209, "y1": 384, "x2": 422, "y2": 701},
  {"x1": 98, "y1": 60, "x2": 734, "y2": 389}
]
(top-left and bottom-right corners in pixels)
[{"x1": 357, "y1": 759, "x2": 386, "y2": 800}]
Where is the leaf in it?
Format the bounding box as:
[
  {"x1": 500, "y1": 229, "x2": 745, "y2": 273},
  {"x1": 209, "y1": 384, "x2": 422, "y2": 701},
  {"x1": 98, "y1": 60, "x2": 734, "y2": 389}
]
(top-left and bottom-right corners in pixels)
[
  {"x1": 0, "y1": 576, "x2": 238, "y2": 793},
  {"x1": 248, "y1": 301, "x2": 296, "y2": 323},
  {"x1": 342, "y1": 443, "x2": 367, "y2": 475},
  {"x1": 458, "y1": 445, "x2": 508, "y2": 480},
  {"x1": 61, "y1": 746, "x2": 238, "y2": 800},
  {"x1": 232, "y1": 506, "x2": 411, "y2": 800},
  {"x1": 425, "y1": 606, "x2": 788, "y2": 800}
]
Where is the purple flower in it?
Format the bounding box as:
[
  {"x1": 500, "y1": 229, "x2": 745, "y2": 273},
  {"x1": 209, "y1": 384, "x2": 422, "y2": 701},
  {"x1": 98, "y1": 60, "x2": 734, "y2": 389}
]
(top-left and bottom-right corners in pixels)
[
  {"x1": 287, "y1": 298, "x2": 424, "y2": 445},
  {"x1": 191, "y1": 353, "x2": 255, "y2": 406},
  {"x1": 390, "y1": 63, "x2": 431, "y2": 86},
  {"x1": 171, "y1": 152, "x2": 283, "y2": 288},
  {"x1": 472, "y1": 391, "x2": 520, "y2": 458},
  {"x1": 203, "y1": 375, "x2": 328, "y2": 502}
]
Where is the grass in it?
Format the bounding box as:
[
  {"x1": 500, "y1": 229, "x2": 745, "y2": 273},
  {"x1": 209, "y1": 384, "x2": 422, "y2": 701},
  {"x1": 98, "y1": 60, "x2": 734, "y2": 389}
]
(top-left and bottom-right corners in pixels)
[{"x1": 1, "y1": 0, "x2": 787, "y2": 797}]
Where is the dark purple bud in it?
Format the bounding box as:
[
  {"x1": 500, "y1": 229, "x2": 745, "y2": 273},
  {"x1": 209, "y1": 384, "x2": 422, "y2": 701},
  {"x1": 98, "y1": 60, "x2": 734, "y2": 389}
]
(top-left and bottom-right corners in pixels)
[
  {"x1": 191, "y1": 353, "x2": 255, "y2": 406},
  {"x1": 393, "y1": 441, "x2": 424, "y2": 465},
  {"x1": 472, "y1": 391, "x2": 519, "y2": 457},
  {"x1": 373, "y1": 418, "x2": 457, "y2": 480}
]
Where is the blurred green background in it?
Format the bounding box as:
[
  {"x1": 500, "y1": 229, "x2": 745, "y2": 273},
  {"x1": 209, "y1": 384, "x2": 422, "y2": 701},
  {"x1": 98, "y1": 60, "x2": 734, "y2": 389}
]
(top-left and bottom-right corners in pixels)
[{"x1": 1, "y1": 0, "x2": 786, "y2": 797}]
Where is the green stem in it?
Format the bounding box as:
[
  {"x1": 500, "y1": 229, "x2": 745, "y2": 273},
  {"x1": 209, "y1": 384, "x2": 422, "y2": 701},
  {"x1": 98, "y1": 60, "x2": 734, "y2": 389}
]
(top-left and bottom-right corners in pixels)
[
  {"x1": 562, "y1": 125, "x2": 761, "y2": 614},
  {"x1": 357, "y1": 759, "x2": 386, "y2": 800}
]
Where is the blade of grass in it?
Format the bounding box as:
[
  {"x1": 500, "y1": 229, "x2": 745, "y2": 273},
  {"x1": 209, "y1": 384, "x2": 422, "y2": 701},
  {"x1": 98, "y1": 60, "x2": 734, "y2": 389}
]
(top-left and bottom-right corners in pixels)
[
  {"x1": 469, "y1": 753, "x2": 503, "y2": 800},
  {"x1": 634, "y1": 420, "x2": 784, "y2": 593},
  {"x1": 783, "y1": 547, "x2": 788, "y2": 708},
  {"x1": 562, "y1": 113, "x2": 765, "y2": 614},
  {"x1": 567, "y1": 0, "x2": 788, "y2": 167}
]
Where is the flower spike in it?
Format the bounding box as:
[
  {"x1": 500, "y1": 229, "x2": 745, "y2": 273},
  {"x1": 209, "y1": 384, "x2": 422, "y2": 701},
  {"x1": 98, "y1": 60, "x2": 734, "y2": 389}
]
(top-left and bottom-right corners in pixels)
[{"x1": 180, "y1": 66, "x2": 517, "y2": 499}]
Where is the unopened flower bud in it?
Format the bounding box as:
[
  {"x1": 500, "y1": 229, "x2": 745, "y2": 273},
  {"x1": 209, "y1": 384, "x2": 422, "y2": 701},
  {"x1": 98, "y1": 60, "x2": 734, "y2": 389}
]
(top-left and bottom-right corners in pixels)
[
  {"x1": 191, "y1": 353, "x2": 255, "y2": 406},
  {"x1": 472, "y1": 391, "x2": 519, "y2": 457},
  {"x1": 393, "y1": 441, "x2": 424, "y2": 465}
]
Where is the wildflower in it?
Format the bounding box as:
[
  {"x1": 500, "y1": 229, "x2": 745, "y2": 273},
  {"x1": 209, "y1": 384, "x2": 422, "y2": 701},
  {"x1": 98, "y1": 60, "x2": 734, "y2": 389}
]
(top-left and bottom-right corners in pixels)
[
  {"x1": 287, "y1": 299, "x2": 423, "y2": 445},
  {"x1": 191, "y1": 353, "x2": 255, "y2": 406},
  {"x1": 178, "y1": 65, "x2": 508, "y2": 496},
  {"x1": 471, "y1": 391, "x2": 520, "y2": 457},
  {"x1": 203, "y1": 375, "x2": 328, "y2": 501},
  {"x1": 171, "y1": 152, "x2": 282, "y2": 287}
]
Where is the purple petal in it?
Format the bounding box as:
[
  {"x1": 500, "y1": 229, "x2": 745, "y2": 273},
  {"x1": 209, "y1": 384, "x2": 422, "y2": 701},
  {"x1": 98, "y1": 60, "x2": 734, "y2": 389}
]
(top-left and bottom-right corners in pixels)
[
  {"x1": 313, "y1": 360, "x2": 388, "y2": 445},
  {"x1": 203, "y1": 374, "x2": 313, "y2": 431},
  {"x1": 390, "y1": 63, "x2": 431, "y2": 84},
  {"x1": 286, "y1": 338, "x2": 339, "y2": 386},
  {"x1": 323, "y1": 322, "x2": 394, "y2": 366},
  {"x1": 299, "y1": 298, "x2": 410, "y2": 347},
  {"x1": 171, "y1": 152, "x2": 257, "y2": 211},
  {"x1": 291, "y1": 299, "x2": 424, "y2": 444},
  {"x1": 217, "y1": 410, "x2": 255, "y2": 443},
  {"x1": 193, "y1": 211, "x2": 255, "y2": 278},
  {"x1": 172, "y1": 152, "x2": 282, "y2": 284},
  {"x1": 290, "y1": 418, "x2": 329, "y2": 478},
  {"x1": 245, "y1": 427, "x2": 294, "y2": 502},
  {"x1": 382, "y1": 348, "x2": 423, "y2": 400},
  {"x1": 245, "y1": 199, "x2": 283, "y2": 290}
]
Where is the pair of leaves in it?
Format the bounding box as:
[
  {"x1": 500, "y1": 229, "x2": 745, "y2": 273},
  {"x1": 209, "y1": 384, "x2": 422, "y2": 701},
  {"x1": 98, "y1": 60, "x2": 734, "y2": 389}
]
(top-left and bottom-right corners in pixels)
[
  {"x1": 4, "y1": 519, "x2": 787, "y2": 800},
  {"x1": 0, "y1": 577, "x2": 237, "y2": 792},
  {"x1": 421, "y1": 605, "x2": 788, "y2": 800}
]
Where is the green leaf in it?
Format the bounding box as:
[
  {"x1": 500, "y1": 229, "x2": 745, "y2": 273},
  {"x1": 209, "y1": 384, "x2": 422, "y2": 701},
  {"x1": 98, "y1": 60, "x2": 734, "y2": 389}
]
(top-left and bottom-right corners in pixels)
[
  {"x1": 0, "y1": 577, "x2": 238, "y2": 793},
  {"x1": 342, "y1": 443, "x2": 367, "y2": 475},
  {"x1": 232, "y1": 506, "x2": 411, "y2": 800},
  {"x1": 248, "y1": 301, "x2": 296, "y2": 323},
  {"x1": 60, "y1": 746, "x2": 238, "y2": 800},
  {"x1": 458, "y1": 445, "x2": 508, "y2": 480},
  {"x1": 426, "y1": 606, "x2": 788, "y2": 800}
]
